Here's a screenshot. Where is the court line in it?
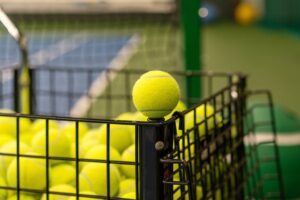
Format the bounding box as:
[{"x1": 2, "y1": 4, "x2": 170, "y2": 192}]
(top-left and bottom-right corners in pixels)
[
  {"x1": 0, "y1": 33, "x2": 88, "y2": 82},
  {"x1": 244, "y1": 132, "x2": 300, "y2": 145},
  {"x1": 30, "y1": 33, "x2": 89, "y2": 66},
  {"x1": 69, "y1": 34, "x2": 140, "y2": 117}
]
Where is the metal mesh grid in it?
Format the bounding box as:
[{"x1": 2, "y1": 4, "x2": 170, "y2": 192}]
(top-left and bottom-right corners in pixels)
[{"x1": 0, "y1": 69, "x2": 285, "y2": 200}]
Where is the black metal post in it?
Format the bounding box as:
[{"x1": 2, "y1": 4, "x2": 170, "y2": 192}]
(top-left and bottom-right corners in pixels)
[
  {"x1": 13, "y1": 69, "x2": 20, "y2": 112},
  {"x1": 139, "y1": 119, "x2": 173, "y2": 200},
  {"x1": 235, "y1": 74, "x2": 247, "y2": 199},
  {"x1": 29, "y1": 68, "x2": 35, "y2": 114}
]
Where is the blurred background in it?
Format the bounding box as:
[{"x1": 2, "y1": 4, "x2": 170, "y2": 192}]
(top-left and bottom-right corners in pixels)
[{"x1": 1, "y1": 0, "x2": 298, "y2": 116}]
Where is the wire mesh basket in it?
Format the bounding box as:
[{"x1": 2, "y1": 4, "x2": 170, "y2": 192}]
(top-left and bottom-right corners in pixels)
[{"x1": 0, "y1": 68, "x2": 285, "y2": 200}]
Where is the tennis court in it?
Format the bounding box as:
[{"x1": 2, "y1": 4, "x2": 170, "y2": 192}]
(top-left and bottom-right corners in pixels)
[{"x1": 0, "y1": 31, "x2": 140, "y2": 116}]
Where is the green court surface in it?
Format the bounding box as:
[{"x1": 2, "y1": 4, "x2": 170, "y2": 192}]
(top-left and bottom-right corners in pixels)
[{"x1": 203, "y1": 22, "x2": 300, "y2": 115}]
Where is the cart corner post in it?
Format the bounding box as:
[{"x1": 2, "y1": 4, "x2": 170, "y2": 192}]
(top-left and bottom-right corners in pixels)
[
  {"x1": 139, "y1": 119, "x2": 174, "y2": 200},
  {"x1": 180, "y1": 0, "x2": 202, "y2": 106}
]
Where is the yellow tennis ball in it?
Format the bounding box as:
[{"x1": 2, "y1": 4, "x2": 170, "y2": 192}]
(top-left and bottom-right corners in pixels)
[
  {"x1": 121, "y1": 192, "x2": 136, "y2": 199},
  {"x1": 7, "y1": 152, "x2": 46, "y2": 190},
  {"x1": 81, "y1": 128, "x2": 100, "y2": 143},
  {"x1": 41, "y1": 184, "x2": 76, "y2": 200},
  {"x1": 19, "y1": 131, "x2": 36, "y2": 145},
  {"x1": 0, "y1": 110, "x2": 31, "y2": 137},
  {"x1": 50, "y1": 164, "x2": 76, "y2": 187},
  {"x1": 115, "y1": 112, "x2": 136, "y2": 121},
  {"x1": 235, "y1": 2, "x2": 257, "y2": 25},
  {"x1": 80, "y1": 144, "x2": 121, "y2": 170},
  {"x1": 67, "y1": 191, "x2": 97, "y2": 200},
  {"x1": 83, "y1": 144, "x2": 121, "y2": 162},
  {"x1": 196, "y1": 104, "x2": 222, "y2": 136},
  {"x1": 61, "y1": 122, "x2": 89, "y2": 142},
  {"x1": 132, "y1": 112, "x2": 147, "y2": 121},
  {"x1": 0, "y1": 134, "x2": 14, "y2": 148},
  {"x1": 130, "y1": 112, "x2": 148, "y2": 142},
  {"x1": 0, "y1": 141, "x2": 31, "y2": 176},
  {"x1": 0, "y1": 175, "x2": 7, "y2": 199},
  {"x1": 120, "y1": 145, "x2": 135, "y2": 179},
  {"x1": 173, "y1": 184, "x2": 202, "y2": 199},
  {"x1": 79, "y1": 163, "x2": 120, "y2": 196},
  {"x1": 98, "y1": 124, "x2": 132, "y2": 153},
  {"x1": 115, "y1": 112, "x2": 136, "y2": 143},
  {"x1": 119, "y1": 179, "x2": 136, "y2": 196},
  {"x1": 166, "y1": 100, "x2": 187, "y2": 119},
  {"x1": 70, "y1": 140, "x2": 96, "y2": 160},
  {"x1": 182, "y1": 104, "x2": 222, "y2": 138},
  {"x1": 132, "y1": 70, "x2": 180, "y2": 119},
  {"x1": 31, "y1": 128, "x2": 71, "y2": 164},
  {"x1": 7, "y1": 194, "x2": 36, "y2": 200},
  {"x1": 31, "y1": 119, "x2": 59, "y2": 133}
]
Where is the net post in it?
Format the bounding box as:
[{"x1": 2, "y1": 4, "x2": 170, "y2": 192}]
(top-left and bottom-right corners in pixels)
[
  {"x1": 180, "y1": 0, "x2": 202, "y2": 106},
  {"x1": 139, "y1": 119, "x2": 173, "y2": 200}
]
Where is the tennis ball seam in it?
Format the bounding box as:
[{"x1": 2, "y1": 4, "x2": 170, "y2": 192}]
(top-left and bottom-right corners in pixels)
[{"x1": 80, "y1": 172, "x2": 95, "y2": 194}]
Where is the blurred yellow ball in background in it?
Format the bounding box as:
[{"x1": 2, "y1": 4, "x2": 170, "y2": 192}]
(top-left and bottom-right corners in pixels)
[{"x1": 235, "y1": 2, "x2": 257, "y2": 26}]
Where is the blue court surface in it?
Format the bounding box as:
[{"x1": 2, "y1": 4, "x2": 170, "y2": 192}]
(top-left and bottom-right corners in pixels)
[{"x1": 0, "y1": 32, "x2": 136, "y2": 116}]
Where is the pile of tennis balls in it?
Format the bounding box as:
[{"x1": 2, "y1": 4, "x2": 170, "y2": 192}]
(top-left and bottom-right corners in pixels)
[
  {"x1": 0, "y1": 70, "x2": 223, "y2": 200},
  {"x1": 0, "y1": 110, "x2": 142, "y2": 199}
]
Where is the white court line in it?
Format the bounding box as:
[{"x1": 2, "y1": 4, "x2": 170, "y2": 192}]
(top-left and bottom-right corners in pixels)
[
  {"x1": 70, "y1": 34, "x2": 140, "y2": 117},
  {"x1": 244, "y1": 132, "x2": 300, "y2": 146},
  {"x1": 1, "y1": 33, "x2": 88, "y2": 82},
  {"x1": 30, "y1": 34, "x2": 89, "y2": 66}
]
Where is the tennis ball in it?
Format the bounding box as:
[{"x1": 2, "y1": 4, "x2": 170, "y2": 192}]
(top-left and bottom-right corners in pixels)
[
  {"x1": 235, "y1": 2, "x2": 257, "y2": 25},
  {"x1": 31, "y1": 119, "x2": 59, "y2": 133},
  {"x1": 83, "y1": 144, "x2": 121, "y2": 162},
  {"x1": 183, "y1": 104, "x2": 222, "y2": 138},
  {"x1": 19, "y1": 131, "x2": 36, "y2": 145},
  {"x1": 31, "y1": 128, "x2": 71, "y2": 164},
  {"x1": 132, "y1": 70, "x2": 180, "y2": 119},
  {"x1": 61, "y1": 122, "x2": 89, "y2": 142},
  {"x1": 79, "y1": 163, "x2": 120, "y2": 196},
  {"x1": 0, "y1": 175, "x2": 7, "y2": 199},
  {"x1": 120, "y1": 144, "x2": 135, "y2": 178},
  {"x1": 116, "y1": 112, "x2": 136, "y2": 121},
  {"x1": 130, "y1": 112, "x2": 149, "y2": 142},
  {"x1": 115, "y1": 112, "x2": 136, "y2": 143},
  {"x1": 166, "y1": 100, "x2": 187, "y2": 119},
  {"x1": 119, "y1": 179, "x2": 136, "y2": 196},
  {"x1": 50, "y1": 164, "x2": 76, "y2": 187},
  {"x1": 81, "y1": 128, "x2": 100, "y2": 143},
  {"x1": 132, "y1": 112, "x2": 147, "y2": 121},
  {"x1": 41, "y1": 184, "x2": 76, "y2": 200},
  {"x1": 173, "y1": 184, "x2": 202, "y2": 200},
  {"x1": 7, "y1": 152, "x2": 46, "y2": 190},
  {"x1": 0, "y1": 141, "x2": 31, "y2": 176},
  {"x1": 0, "y1": 134, "x2": 14, "y2": 147},
  {"x1": 67, "y1": 191, "x2": 97, "y2": 200},
  {"x1": 7, "y1": 194, "x2": 36, "y2": 200},
  {"x1": 121, "y1": 192, "x2": 136, "y2": 199},
  {"x1": 70, "y1": 128, "x2": 102, "y2": 160},
  {"x1": 80, "y1": 144, "x2": 121, "y2": 170},
  {"x1": 196, "y1": 104, "x2": 222, "y2": 136},
  {"x1": 0, "y1": 111, "x2": 31, "y2": 138},
  {"x1": 98, "y1": 124, "x2": 132, "y2": 153},
  {"x1": 70, "y1": 140, "x2": 96, "y2": 160}
]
